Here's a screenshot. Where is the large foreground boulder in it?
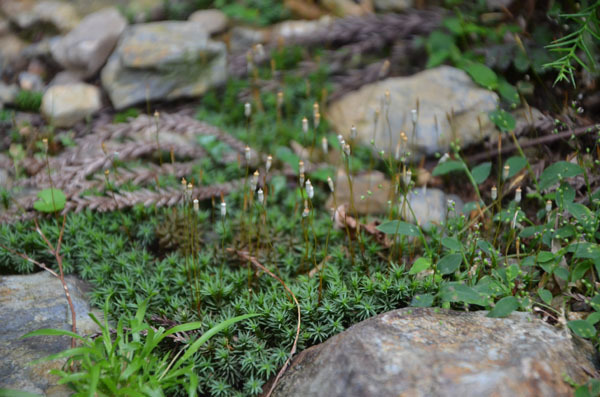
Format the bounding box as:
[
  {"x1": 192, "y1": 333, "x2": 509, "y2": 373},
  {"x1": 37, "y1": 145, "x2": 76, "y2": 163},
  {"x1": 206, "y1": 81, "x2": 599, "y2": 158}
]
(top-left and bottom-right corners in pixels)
[
  {"x1": 0, "y1": 272, "x2": 102, "y2": 395},
  {"x1": 273, "y1": 307, "x2": 598, "y2": 397},
  {"x1": 101, "y1": 21, "x2": 227, "y2": 109}
]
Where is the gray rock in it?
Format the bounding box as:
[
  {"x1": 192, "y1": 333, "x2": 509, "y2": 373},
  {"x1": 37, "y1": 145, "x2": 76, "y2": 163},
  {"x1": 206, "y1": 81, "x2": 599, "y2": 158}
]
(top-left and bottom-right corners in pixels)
[
  {"x1": 18, "y1": 71, "x2": 45, "y2": 92},
  {"x1": 0, "y1": 82, "x2": 18, "y2": 106},
  {"x1": 229, "y1": 26, "x2": 268, "y2": 52},
  {"x1": 327, "y1": 66, "x2": 500, "y2": 158},
  {"x1": 273, "y1": 307, "x2": 597, "y2": 397},
  {"x1": 0, "y1": 17, "x2": 10, "y2": 36},
  {"x1": 101, "y1": 21, "x2": 227, "y2": 109},
  {"x1": 272, "y1": 17, "x2": 333, "y2": 42},
  {"x1": 22, "y1": 36, "x2": 61, "y2": 60},
  {"x1": 0, "y1": 34, "x2": 27, "y2": 78},
  {"x1": 399, "y1": 186, "x2": 463, "y2": 228},
  {"x1": 48, "y1": 70, "x2": 85, "y2": 87},
  {"x1": 321, "y1": 0, "x2": 372, "y2": 16},
  {"x1": 2, "y1": 1, "x2": 80, "y2": 33},
  {"x1": 326, "y1": 170, "x2": 392, "y2": 215},
  {"x1": 0, "y1": 168, "x2": 11, "y2": 189},
  {"x1": 0, "y1": 271, "x2": 102, "y2": 395},
  {"x1": 51, "y1": 7, "x2": 127, "y2": 78},
  {"x1": 374, "y1": 0, "x2": 414, "y2": 12},
  {"x1": 41, "y1": 83, "x2": 101, "y2": 127},
  {"x1": 188, "y1": 9, "x2": 228, "y2": 35}
]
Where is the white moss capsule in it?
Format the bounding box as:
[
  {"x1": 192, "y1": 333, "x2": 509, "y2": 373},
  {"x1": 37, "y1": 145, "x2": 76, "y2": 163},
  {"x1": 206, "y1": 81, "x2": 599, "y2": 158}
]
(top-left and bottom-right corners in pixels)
[
  {"x1": 220, "y1": 201, "x2": 227, "y2": 217},
  {"x1": 298, "y1": 160, "x2": 305, "y2": 175},
  {"x1": 545, "y1": 200, "x2": 552, "y2": 212},
  {"x1": 244, "y1": 146, "x2": 251, "y2": 162},
  {"x1": 302, "y1": 117, "x2": 308, "y2": 133},
  {"x1": 503, "y1": 164, "x2": 510, "y2": 180},
  {"x1": 515, "y1": 187, "x2": 522, "y2": 203},
  {"x1": 314, "y1": 112, "x2": 320, "y2": 129},
  {"x1": 193, "y1": 199, "x2": 199, "y2": 211},
  {"x1": 411, "y1": 109, "x2": 418, "y2": 124},
  {"x1": 403, "y1": 170, "x2": 412, "y2": 186},
  {"x1": 277, "y1": 91, "x2": 284, "y2": 108},
  {"x1": 384, "y1": 90, "x2": 391, "y2": 106},
  {"x1": 337, "y1": 134, "x2": 344, "y2": 145},
  {"x1": 305, "y1": 179, "x2": 314, "y2": 199},
  {"x1": 343, "y1": 143, "x2": 351, "y2": 157},
  {"x1": 350, "y1": 125, "x2": 357, "y2": 140},
  {"x1": 257, "y1": 188, "x2": 264, "y2": 205},
  {"x1": 244, "y1": 102, "x2": 251, "y2": 118},
  {"x1": 327, "y1": 176, "x2": 335, "y2": 193},
  {"x1": 322, "y1": 137, "x2": 328, "y2": 154},
  {"x1": 302, "y1": 203, "x2": 309, "y2": 218},
  {"x1": 266, "y1": 155, "x2": 272, "y2": 173},
  {"x1": 439, "y1": 153, "x2": 449, "y2": 164},
  {"x1": 491, "y1": 186, "x2": 497, "y2": 200},
  {"x1": 299, "y1": 173, "x2": 305, "y2": 186},
  {"x1": 251, "y1": 170, "x2": 259, "y2": 191}
]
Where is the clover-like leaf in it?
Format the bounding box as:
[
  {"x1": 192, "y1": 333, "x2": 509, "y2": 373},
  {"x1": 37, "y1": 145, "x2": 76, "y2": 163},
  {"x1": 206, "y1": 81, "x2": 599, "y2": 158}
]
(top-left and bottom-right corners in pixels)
[{"x1": 33, "y1": 188, "x2": 66, "y2": 213}]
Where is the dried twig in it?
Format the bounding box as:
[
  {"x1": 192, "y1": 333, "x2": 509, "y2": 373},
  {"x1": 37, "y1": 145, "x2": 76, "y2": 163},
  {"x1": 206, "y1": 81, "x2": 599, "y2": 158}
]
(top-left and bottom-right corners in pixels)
[
  {"x1": 466, "y1": 122, "x2": 597, "y2": 164},
  {"x1": 228, "y1": 249, "x2": 300, "y2": 397}
]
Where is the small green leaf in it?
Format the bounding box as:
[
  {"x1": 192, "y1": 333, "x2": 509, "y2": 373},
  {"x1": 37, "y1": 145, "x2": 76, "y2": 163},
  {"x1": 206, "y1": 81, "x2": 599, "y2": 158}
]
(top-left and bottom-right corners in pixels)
[
  {"x1": 498, "y1": 79, "x2": 521, "y2": 105},
  {"x1": 437, "y1": 253, "x2": 462, "y2": 275},
  {"x1": 537, "y1": 288, "x2": 552, "y2": 305},
  {"x1": 411, "y1": 293, "x2": 434, "y2": 307},
  {"x1": 487, "y1": 296, "x2": 519, "y2": 318},
  {"x1": 489, "y1": 109, "x2": 516, "y2": 132},
  {"x1": 567, "y1": 320, "x2": 597, "y2": 339},
  {"x1": 586, "y1": 312, "x2": 600, "y2": 325},
  {"x1": 590, "y1": 294, "x2": 600, "y2": 311},
  {"x1": 440, "y1": 282, "x2": 487, "y2": 305},
  {"x1": 464, "y1": 62, "x2": 498, "y2": 89},
  {"x1": 571, "y1": 262, "x2": 591, "y2": 282},
  {"x1": 539, "y1": 161, "x2": 584, "y2": 190},
  {"x1": 504, "y1": 156, "x2": 527, "y2": 178},
  {"x1": 575, "y1": 385, "x2": 592, "y2": 397},
  {"x1": 536, "y1": 251, "x2": 555, "y2": 263},
  {"x1": 554, "y1": 266, "x2": 569, "y2": 281},
  {"x1": 567, "y1": 242, "x2": 600, "y2": 259},
  {"x1": 471, "y1": 162, "x2": 492, "y2": 184},
  {"x1": 376, "y1": 220, "x2": 421, "y2": 237},
  {"x1": 409, "y1": 257, "x2": 432, "y2": 275},
  {"x1": 432, "y1": 160, "x2": 465, "y2": 177},
  {"x1": 33, "y1": 188, "x2": 66, "y2": 213},
  {"x1": 441, "y1": 237, "x2": 462, "y2": 252}
]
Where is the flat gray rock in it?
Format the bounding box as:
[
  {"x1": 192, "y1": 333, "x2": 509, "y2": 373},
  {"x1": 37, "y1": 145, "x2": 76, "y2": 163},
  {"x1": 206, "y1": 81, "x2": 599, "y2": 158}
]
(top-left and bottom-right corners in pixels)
[
  {"x1": 51, "y1": 7, "x2": 127, "y2": 78},
  {"x1": 188, "y1": 9, "x2": 228, "y2": 36},
  {"x1": 327, "y1": 66, "x2": 500, "y2": 158},
  {"x1": 273, "y1": 307, "x2": 598, "y2": 397},
  {"x1": 101, "y1": 21, "x2": 227, "y2": 109},
  {"x1": 1, "y1": 1, "x2": 79, "y2": 33},
  {"x1": 0, "y1": 272, "x2": 102, "y2": 395},
  {"x1": 400, "y1": 186, "x2": 463, "y2": 228},
  {"x1": 41, "y1": 83, "x2": 102, "y2": 127}
]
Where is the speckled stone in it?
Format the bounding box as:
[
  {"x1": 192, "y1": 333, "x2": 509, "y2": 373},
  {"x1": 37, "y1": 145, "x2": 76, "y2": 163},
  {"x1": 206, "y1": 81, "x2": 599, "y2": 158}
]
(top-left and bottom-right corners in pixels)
[
  {"x1": 273, "y1": 307, "x2": 598, "y2": 397},
  {"x1": 0, "y1": 271, "x2": 102, "y2": 395},
  {"x1": 399, "y1": 186, "x2": 464, "y2": 229},
  {"x1": 41, "y1": 83, "x2": 101, "y2": 127},
  {"x1": 101, "y1": 21, "x2": 227, "y2": 109},
  {"x1": 327, "y1": 66, "x2": 500, "y2": 158},
  {"x1": 51, "y1": 7, "x2": 127, "y2": 78}
]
